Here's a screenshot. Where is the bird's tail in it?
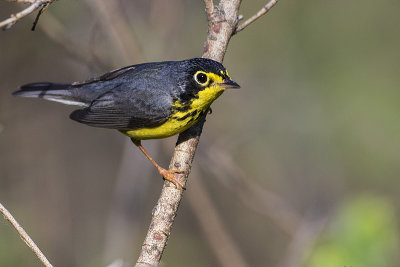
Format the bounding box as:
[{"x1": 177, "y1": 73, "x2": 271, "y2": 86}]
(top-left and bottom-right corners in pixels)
[{"x1": 13, "y1": 82, "x2": 89, "y2": 107}]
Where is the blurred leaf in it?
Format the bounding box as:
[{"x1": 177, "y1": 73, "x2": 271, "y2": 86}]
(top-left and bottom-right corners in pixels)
[{"x1": 305, "y1": 195, "x2": 399, "y2": 267}]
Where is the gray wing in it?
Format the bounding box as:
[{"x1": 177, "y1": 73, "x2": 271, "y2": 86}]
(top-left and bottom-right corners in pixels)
[{"x1": 70, "y1": 84, "x2": 172, "y2": 130}]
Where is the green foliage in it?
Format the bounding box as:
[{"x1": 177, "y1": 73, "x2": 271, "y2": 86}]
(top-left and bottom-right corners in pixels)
[{"x1": 305, "y1": 195, "x2": 399, "y2": 267}]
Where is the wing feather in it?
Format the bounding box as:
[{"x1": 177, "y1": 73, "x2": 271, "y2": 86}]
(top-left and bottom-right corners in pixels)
[{"x1": 70, "y1": 86, "x2": 172, "y2": 130}]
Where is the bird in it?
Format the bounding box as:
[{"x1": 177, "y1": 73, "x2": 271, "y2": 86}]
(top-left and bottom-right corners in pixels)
[{"x1": 13, "y1": 57, "x2": 240, "y2": 189}]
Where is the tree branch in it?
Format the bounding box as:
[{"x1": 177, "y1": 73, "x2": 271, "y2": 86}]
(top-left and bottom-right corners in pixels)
[
  {"x1": 204, "y1": 0, "x2": 214, "y2": 22},
  {"x1": 0, "y1": 202, "x2": 53, "y2": 267},
  {"x1": 234, "y1": 0, "x2": 278, "y2": 34},
  {"x1": 135, "y1": 1, "x2": 242, "y2": 266},
  {"x1": 0, "y1": 0, "x2": 55, "y2": 30}
]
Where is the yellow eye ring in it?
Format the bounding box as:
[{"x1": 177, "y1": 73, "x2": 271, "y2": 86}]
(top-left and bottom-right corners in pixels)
[{"x1": 194, "y1": 71, "x2": 209, "y2": 86}]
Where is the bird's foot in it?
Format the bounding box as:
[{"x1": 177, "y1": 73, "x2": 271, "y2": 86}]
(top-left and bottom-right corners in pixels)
[{"x1": 157, "y1": 167, "x2": 185, "y2": 189}]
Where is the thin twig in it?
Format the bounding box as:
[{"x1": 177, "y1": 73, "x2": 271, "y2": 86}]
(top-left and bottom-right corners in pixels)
[
  {"x1": 0, "y1": 0, "x2": 55, "y2": 30},
  {"x1": 135, "y1": 1, "x2": 242, "y2": 265},
  {"x1": 234, "y1": 0, "x2": 278, "y2": 34},
  {"x1": 31, "y1": 2, "x2": 49, "y2": 31},
  {"x1": 0, "y1": 202, "x2": 53, "y2": 267}
]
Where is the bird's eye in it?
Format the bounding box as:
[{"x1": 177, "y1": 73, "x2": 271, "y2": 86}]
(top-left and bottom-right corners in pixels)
[{"x1": 194, "y1": 72, "x2": 208, "y2": 85}]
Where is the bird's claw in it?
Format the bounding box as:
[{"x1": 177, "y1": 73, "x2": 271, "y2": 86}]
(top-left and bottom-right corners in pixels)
[{"x1": 158, "y1": 168, "x2": 185, "y2": 189}]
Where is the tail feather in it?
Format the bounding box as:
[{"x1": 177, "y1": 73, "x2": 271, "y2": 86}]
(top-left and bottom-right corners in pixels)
[
  {"x1": 18, "y1": 82, "x2": 71, "y2": 92},
  {"x1": 13, "y1": 82, "x2": 89, "y2": 107}
]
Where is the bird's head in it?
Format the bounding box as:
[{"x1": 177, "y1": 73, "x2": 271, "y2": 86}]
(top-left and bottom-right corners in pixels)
[{"x1": 176, "y1": 58, "x2": 240, "y2": 104}]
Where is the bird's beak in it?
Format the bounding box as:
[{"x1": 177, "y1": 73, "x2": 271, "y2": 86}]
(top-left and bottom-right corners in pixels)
[{"x1": 218, "y1": 79, "x2": 240, "y2": 89}]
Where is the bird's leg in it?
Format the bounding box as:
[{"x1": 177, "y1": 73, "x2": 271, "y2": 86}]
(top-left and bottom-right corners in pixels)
[{"x1": 131, "y1": 138, "x2": 184, "y2": 189}]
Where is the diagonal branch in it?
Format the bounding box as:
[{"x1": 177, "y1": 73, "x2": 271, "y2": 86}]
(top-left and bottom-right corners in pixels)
[
  {"x1": 0, "y1": 202, "x2": 53, "y2": 267},
  {"x1": 0, "y1": 0, "x2": 55, "y2": 30},
  {"x1": 234, "y1": 0, "x2": 278, "y2": 34},
  {"x1": 135, "y1": 0, "x2": 242, "y2": 266}
]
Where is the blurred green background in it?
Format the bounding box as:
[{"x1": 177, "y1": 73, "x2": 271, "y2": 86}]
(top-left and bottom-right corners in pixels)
[{"x1": 1, "y1": 0, "x2": 400, "y2": 266}]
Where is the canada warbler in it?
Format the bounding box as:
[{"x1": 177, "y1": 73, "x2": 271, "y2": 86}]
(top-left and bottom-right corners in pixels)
[{"x1": 13, "y1": 58, "x2": 240, "y2": 188}]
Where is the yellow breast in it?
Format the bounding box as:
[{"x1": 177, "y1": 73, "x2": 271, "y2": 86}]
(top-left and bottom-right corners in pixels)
[{"x1": 122, "y1": 81, "x2": 225, "y2": 140}]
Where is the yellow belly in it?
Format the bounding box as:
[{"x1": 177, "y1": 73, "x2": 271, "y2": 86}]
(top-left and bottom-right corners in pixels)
[{"x1": 121, "y1": 110, "x2": 203, "y2": 140}]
